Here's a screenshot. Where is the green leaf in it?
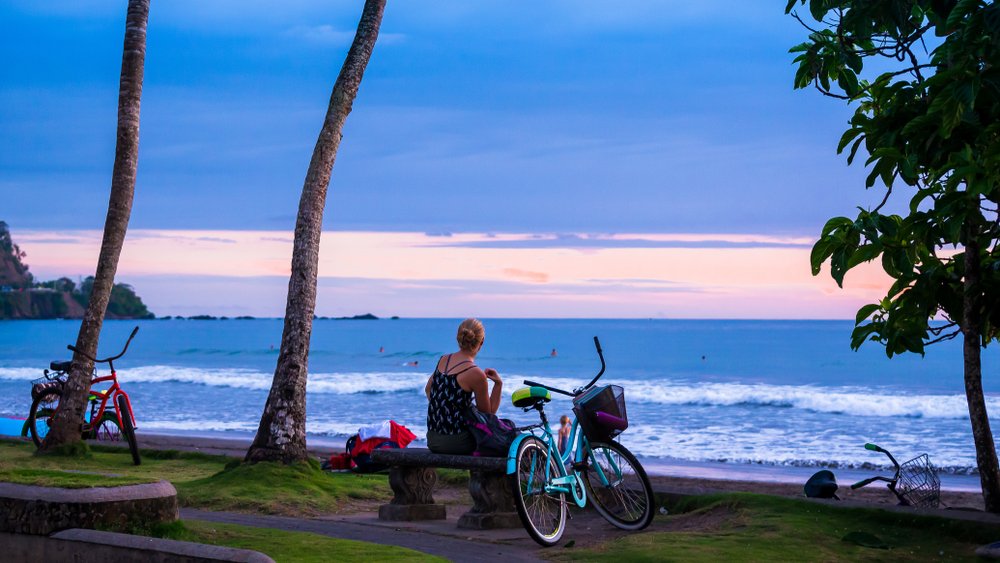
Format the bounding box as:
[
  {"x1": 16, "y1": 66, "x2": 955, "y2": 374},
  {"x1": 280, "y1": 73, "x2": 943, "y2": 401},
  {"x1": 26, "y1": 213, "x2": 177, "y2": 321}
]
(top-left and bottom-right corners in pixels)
[
  {"x1": 809, "y1": 0, "x2": 829, "y2": 21},
  {"x1": 810, "y1": 237, "x2": 834, "y2": 275},
  {"x1": 947, "y1": 0, "x2": 979, "y2": 29},
  {"x1": 838, "y1": 70, "x2": 860, "y2": 97},
  {"x1": 855, "y1": 303, "x2": 881, "y2": 325},
  {"x1": 846, "y1": 137, "x2": 865, "y2": 165},
  {"x1": 837, "y1": 128, "x2": 864, "y2": 153},
  {"x1": 821, "y1": 216, "x2": 853, "y2": 237}
]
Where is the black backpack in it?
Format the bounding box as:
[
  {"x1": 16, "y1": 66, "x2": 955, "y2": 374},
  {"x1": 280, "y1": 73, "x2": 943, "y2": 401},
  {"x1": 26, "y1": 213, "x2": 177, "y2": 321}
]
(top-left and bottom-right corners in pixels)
[{"x1": 465, "y1": 408, "x2": 518, "y2": 456}]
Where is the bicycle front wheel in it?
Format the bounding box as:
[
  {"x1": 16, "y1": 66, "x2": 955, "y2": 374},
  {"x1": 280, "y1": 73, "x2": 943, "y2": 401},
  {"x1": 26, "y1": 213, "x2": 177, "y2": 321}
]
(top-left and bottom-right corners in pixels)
[
  {"x1": 28, "y1": 387, "x2": 62, "y2": 448},
  {"x1": 584, "y1": 441, "x2": 654, "y2": 530},
  {"x1": 509, "y1": 436, "x2": 567, "y2": 547},
  {"x1": 116, "y1": 394, "x2": 141, "y2": 466}
]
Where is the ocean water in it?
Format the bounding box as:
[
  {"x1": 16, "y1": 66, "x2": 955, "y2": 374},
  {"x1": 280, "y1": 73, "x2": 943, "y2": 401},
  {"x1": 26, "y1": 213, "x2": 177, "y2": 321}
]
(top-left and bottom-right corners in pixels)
[{"x1": 0, "y1": 318, "x2": 995, "y2": 476}]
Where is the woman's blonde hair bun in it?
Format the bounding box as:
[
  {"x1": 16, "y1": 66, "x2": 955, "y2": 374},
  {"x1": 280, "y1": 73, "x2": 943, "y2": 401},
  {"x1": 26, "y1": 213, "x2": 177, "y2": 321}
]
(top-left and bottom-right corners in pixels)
[{"x1": 457, "y1": 318, "x2": 485, "y2": 352}]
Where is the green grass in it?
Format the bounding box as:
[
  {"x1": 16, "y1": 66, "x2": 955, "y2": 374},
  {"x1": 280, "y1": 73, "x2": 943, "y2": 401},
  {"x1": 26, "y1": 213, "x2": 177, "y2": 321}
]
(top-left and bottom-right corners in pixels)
[
  {"x1": 0, "y1": 439, "x2": 390, "y2": 515},
  {"x1": 0, "y1": 467, "x2": 155, "y2": 488},
  {"x1": 150, "y1": 520, "x2": 445, "y2": 562},
  {"x1": 0, "y1": 439, "x2": 226, "y2": 486},
  {"x1": 436, "y1": 468, "x2": 469, "y2": 486},
  {"x1": 560, "y1": 493, "x2": 1000, "y2": 562},
  {"x1": 176, "y1": 458, "x2": 391, "y2": 515}
]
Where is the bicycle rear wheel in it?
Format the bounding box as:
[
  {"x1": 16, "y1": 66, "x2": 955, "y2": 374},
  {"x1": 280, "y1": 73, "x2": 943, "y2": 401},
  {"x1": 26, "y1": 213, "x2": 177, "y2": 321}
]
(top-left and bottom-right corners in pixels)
[
  {"x1": 116, "y1": 394, "x2": 141, "y2": 466},
  {"x1": 91, "y1": 411, "x2": 124, "y2": 442},
  {"x1": 583, "y1": 441, "x2": 654, "y2": 530},
  {"x1": 509, "y1": 436, "x2": 567, "y2": 547},
  {"x1": 27, "y1": 387, "x2": 61, "y2": 448}
]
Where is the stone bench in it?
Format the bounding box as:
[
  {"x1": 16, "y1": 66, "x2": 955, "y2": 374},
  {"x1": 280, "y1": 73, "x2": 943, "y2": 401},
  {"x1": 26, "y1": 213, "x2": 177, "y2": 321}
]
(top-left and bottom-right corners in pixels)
[{"x1": 370, "y1": 448, "x2": 519, "y2": 529}]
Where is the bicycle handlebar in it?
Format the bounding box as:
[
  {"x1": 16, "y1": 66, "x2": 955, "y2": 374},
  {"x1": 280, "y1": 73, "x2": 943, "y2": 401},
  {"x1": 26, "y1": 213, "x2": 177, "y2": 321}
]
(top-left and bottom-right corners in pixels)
[
  {"x1": 575, "y1": 336, "x2": 606, "y2": 394},
  {"x1": 864, "y1": 443, "x2": 901, "y2": 470},
  {"x1": 68, "y1": 326, "x2": 140, "y2": 364},
  {"x1": 523, "y1": 379, "x2": 575, "y2": 397},
  {"x1": 522, "y1": 336, "x2": 607, "y2": 399},
  {"x1": 850, "y1": 475, "x2": 892, "y2": 490}
]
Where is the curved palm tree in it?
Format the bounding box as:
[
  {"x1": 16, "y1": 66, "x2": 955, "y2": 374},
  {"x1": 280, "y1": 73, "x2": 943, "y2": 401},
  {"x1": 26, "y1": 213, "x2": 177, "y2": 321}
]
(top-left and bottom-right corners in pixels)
[
  {"x1": 245, "y1": 0, "x2": 387, "y2": 463},
  {"x1": 41, "y1": 0, "x2": 150, "y2": 452}
]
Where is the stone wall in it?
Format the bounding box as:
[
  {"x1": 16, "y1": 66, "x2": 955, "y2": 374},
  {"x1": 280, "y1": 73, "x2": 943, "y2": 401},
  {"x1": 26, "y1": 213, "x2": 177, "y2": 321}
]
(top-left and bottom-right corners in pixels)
[{"x1": 0, "y1": 480, "x2": 178, "y2": 535}]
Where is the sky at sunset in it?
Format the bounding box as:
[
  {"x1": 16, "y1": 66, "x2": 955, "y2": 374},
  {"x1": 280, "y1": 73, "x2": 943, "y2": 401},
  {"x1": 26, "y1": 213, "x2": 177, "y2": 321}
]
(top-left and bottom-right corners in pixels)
[{"x1": 2, "y1": 1, "x2": 894, "y2": 318}]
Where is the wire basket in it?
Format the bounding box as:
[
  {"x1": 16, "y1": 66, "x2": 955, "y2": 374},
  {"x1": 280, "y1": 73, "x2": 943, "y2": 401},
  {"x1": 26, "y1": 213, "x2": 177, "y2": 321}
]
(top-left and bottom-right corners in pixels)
[
  {"x1": 897, "y1": 454, "x2": 940, "y2": 509},
  {"x1": 30, "y1": 376, "x2": 64, "y2": 402},
  {"x1": 573, "y1": 384, "x2": 628, "y2": 443}
]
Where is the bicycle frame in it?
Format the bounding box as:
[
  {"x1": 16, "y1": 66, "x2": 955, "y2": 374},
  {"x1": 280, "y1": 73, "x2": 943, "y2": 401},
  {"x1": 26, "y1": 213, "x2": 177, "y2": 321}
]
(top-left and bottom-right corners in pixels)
[
  {"x1": 507, "y1": 406, "x2": 626, "y2": 509},
  {"x1": 66, "y1": 325, "x2": 140, "y2": 434},
  {"x1": 85, "y1": 370, "x2": 137, "y2": 434}
]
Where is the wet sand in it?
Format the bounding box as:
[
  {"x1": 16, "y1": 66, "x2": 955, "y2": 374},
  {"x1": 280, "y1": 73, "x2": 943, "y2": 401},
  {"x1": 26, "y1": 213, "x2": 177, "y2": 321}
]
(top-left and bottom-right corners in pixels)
[{"x1": 127, "y1": 431, "x2": 986, "y2": 511}]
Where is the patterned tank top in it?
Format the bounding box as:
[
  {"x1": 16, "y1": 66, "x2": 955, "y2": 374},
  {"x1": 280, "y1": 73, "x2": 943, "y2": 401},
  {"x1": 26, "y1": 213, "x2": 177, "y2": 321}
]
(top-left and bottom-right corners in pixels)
[{"x1": 427, "y1": 354, "x2": 475, "y2": 435}]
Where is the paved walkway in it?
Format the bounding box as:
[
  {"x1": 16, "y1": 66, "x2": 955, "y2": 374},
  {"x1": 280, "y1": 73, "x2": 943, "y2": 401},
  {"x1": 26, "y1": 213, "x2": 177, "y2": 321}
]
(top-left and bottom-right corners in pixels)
[{"x1": 181, "y1": 508, "x2": 547, "y2": 563}]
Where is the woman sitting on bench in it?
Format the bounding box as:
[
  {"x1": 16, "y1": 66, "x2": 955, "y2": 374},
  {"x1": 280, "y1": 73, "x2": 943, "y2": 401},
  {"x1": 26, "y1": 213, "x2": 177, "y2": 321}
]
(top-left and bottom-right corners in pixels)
[{"x1": 424, "y1": 318, "x2": 503, "y2": 454}]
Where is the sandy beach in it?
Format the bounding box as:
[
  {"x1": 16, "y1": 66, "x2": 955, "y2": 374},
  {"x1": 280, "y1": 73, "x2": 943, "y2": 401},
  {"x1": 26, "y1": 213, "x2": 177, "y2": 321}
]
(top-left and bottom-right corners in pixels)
[{"x1": 126, "y1": 430, "x2": 988, "y2": 512}]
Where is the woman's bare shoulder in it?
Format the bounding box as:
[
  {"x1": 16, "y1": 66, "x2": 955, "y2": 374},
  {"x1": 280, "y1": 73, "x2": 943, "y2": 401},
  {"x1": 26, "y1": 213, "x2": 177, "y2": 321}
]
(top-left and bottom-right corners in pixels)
[{"x1": 457, "y1": 365, "x2": 486, "y2": 388}]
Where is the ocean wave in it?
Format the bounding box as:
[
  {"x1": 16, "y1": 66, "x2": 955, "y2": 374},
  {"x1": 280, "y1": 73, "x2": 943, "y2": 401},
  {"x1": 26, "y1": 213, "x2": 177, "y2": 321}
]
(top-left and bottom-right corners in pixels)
[
  {"x1": 621, "y1": 380, "x2": 990, "y2": 419},
  {"x1": 0, "y1": 365, "x2": 430, "y2": 394},
  {"x1": 1, "y1": 365, "x2": 993, "y2": 419},
  {"x1": 616, "y1": 423, "x2": 978, "y2": 474},
  {"x1": 140, "y1": 418, "x2": 428, "y2": 440}
]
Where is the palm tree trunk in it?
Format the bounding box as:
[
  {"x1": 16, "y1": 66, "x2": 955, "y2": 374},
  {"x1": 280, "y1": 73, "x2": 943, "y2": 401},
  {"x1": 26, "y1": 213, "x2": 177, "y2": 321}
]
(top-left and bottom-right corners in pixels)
[
  {"x1": 40, "y1": 0, "x2": 149, "y2": 451},
  {"x1": 962, "y1": 228, "x2": 1000, "y2": 512},
  {"x1": 245, "y1": 0, "x2": 387, "y2": 464}
]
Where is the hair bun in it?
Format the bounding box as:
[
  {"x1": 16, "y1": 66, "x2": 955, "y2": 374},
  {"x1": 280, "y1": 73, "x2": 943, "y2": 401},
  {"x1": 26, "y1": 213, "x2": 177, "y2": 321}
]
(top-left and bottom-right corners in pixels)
[{"x1": 456, "y1": 318, "x2": 485, "y2": 352}]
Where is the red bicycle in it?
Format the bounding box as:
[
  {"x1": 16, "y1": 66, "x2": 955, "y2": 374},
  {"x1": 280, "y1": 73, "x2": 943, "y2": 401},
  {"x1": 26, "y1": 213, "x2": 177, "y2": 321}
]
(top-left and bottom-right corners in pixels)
[{"x1": 26, "y1": 327, "x2": 141, "y2": 465}]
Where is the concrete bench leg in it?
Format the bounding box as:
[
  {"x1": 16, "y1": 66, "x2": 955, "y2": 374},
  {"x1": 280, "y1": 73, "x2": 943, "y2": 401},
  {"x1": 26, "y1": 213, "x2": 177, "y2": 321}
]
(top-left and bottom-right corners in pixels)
[
  {"x1": 378, "y1": 466, "x2": 446, "y2": 521},
  {"x1": 457, "y1": 470, "x2": 520, "y2": 529}
]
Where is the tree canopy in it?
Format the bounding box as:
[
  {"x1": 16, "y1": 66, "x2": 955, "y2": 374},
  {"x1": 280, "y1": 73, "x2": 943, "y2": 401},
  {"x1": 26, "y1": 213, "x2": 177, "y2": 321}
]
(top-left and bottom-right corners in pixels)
[{"x1": 787, "y1": 0, "x2": 1000, "y2": 355}]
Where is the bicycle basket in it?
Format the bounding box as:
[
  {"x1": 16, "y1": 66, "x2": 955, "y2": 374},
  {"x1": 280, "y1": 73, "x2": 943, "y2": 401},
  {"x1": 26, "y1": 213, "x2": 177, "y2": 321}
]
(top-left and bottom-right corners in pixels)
[
  {"x1": 30, "y1": 377, "x2": 64, "y2": 402},
  {"x1": 897, "y1": 454, "x2": 940, "y2": 509},
  {"x1": 573, "y1": 384, "x2": 627, "y2": 443}
]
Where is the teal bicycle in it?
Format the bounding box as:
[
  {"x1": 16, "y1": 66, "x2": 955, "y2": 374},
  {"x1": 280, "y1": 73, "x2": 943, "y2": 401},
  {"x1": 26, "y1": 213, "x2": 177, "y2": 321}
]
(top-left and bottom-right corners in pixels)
[{"x1": 507, "y1": 337, "x2": 654, "y2": 547}]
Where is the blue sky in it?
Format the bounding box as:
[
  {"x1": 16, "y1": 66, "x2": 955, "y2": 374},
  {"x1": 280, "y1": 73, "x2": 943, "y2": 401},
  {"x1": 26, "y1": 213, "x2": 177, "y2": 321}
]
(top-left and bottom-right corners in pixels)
[
  {"x1": 0, "y1": 1, "x2": 894, "y2": 317},
  {"x1": 1, "y1": 0, "x2": 877, "y2": 234}
]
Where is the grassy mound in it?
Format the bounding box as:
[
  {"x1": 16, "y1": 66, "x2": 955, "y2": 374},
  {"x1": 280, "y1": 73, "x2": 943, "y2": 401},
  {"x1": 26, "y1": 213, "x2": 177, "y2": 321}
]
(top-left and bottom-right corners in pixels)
[
  {"x1": 0, "y1": 468, "x2": 156, "y2": 488},
  {"x1": 563, "y1": 493, "x2": 1000, "y2": 561},
  {"x1": 1, "y1": 440, "x2": 390, "y2": 515},
  {"x1": 176, "y1": 458, "x2": 390, "y2": 515},
  {"x1": 0, "y1": 439, "x2": 225, "y2": 487}
]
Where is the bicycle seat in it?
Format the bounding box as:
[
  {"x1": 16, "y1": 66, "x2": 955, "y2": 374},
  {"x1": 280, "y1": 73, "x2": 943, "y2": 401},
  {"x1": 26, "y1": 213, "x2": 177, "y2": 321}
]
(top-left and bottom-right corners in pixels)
[
  {"x1": 50, "y1": 360, "x2": 72, "y2": 372},
  {"x1": 512, "y1": 386, "x2": 551, "y2": 408}
]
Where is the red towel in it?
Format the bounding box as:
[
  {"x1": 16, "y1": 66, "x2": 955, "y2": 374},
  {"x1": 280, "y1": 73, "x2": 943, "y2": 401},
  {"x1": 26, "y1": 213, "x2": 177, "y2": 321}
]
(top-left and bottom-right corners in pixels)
[{"x1": 390, "y1": 420, "x2": 416, "y2": 448}]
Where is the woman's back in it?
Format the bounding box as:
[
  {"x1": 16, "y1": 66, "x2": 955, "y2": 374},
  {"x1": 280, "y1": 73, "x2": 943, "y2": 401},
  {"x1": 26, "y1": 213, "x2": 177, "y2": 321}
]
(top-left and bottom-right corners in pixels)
[
  {"x1": 424, "y1": 318, "x2": 503, "y2": 455},
  {"x1": 427, "y1": 354, "x2": 475, "y2": 435}
]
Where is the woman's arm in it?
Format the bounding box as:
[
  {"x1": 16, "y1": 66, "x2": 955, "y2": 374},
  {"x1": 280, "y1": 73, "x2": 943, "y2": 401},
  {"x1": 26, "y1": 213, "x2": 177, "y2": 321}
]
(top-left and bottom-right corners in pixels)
[
  {"x1": 460, "y1": 368, "x2": 498, "y2": 415},
  {"x1": 484, "y1": 368, "x2": 503, "y2": 414},
  {"x1": 424, "y1": 375, "x2": 432, "y2": 399}
]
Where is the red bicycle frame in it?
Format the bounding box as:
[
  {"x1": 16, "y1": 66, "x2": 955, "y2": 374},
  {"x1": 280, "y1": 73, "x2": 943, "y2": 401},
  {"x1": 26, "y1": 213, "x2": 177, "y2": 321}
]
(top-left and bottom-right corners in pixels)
[{"x1": 85, "y1": 369, "x2": 137, "y2": 434}]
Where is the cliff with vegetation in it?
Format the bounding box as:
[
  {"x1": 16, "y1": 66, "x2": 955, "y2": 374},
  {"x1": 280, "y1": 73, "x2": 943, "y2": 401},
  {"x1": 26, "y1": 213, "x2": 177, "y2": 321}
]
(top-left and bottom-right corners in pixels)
[{"x1": 0, "y1": 222, "x2": 154, "y2": 320}]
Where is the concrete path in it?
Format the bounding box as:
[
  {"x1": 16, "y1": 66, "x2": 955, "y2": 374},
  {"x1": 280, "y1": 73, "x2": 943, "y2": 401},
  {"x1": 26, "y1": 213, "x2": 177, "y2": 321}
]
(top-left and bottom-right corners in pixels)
[{"x1": 181, "y1": 508, "x2": 547, "y2": 563}]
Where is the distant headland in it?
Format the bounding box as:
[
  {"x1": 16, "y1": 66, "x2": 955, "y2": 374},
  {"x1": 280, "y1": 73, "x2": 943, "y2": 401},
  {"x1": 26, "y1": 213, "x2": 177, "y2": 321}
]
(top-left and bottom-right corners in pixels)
[
  {"x1": 155, "y1": 313, "x2": 398, "y2": 321},
  {"x1": 0, "y1": 221, "x2": 154, "y2": 320}
]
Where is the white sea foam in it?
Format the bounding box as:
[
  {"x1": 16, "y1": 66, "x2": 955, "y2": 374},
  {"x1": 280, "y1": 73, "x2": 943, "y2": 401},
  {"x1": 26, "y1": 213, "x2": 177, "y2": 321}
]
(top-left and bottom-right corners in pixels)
[
  {"x1": 621, "y1": 380, "x2": 993, "y2": 419},
  {"x1": 2, "y1": 365, "x2": 994, "y2": 419},
  {"x1": 140, "y1": 418, "x2": 429, "y2": 440},
  {"x1": 141, "y1": 419, "x2": 259, "y2": 432}
]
